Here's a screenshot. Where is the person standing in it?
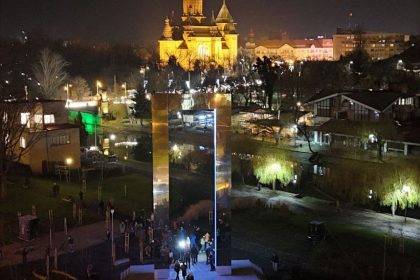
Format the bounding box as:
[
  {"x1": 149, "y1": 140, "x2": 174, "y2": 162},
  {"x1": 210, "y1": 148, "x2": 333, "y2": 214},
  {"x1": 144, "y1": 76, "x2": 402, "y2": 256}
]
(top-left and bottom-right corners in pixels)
[
  {"x1": 189, "y1": 232, "x2": 196, "y2": 248},
  {"x1": 209, "y1": 251, "x2": 215, "y2": 271},
  {"x1": 199, "y1": 236, "x2": 205, "y2": 253},
  {"x1": 204, "y1": 232, "x2": 210, "y2": 249},
  {"x1": 181, "y1": 262, "x2": 187, "y2": 279},
  {"x1": 185, "y1": 250, "x2": 191, "y2": 269},
  {"x1": 271, "y1": 252, "x2": 279, "y2": 272},
  {"x1": 68, "y1": 235, "x2": 75, "y2": 253},
  {"x1": 174, "y1": 260, "x2": 181, "y2": 280},
  {"x1": 191, "y1": 246, "x2": 198, "y2": 265},
  {"x1": 139, "y1": 241, "x2": 144, "y2": 264},
  {"x1": 169, "y1": 249, "x2": 174, "y2": 265}
]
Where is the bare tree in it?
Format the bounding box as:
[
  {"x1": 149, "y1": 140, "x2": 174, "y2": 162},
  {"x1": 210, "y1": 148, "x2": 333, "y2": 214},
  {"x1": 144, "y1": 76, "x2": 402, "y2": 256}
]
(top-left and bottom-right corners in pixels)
[
  {"x1": 0, "y1": 101, "x2": 41, "y2": 198},
  {"x1": 70, "y1": 77, "x2": 91, "y2": 100},
  {"x1": 248, "y1": 119, "x2": 283, "y2": 145},
  {"x1": 32, "y1": 48, "x2": 69, "y2": 99}
]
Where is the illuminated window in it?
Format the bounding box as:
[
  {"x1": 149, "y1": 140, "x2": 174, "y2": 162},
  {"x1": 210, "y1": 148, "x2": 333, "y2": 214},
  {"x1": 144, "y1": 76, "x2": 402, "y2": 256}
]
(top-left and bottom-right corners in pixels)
[
  {"x1": 20, "y1": 137, "x2": 26, "y2": 148},
  {"x1": 20, "y1": 113, "x2": 30, "y2": 128},
  {"x1": 50, "y1": 134, "x2": 70, "y2": 145},
  {"x1": 198, "y1": 45, "x2": 209, "y2": 59},
  {"x1": 44, "y1": 114, "x2": 55, "y2": 124},
  {"x1": 35, "y1": 114, "x2": 43, "y2": 124}
]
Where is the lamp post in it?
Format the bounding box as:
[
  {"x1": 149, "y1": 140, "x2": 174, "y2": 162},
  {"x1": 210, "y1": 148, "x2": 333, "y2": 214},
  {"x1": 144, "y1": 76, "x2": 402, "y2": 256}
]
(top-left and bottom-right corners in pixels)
[
  {"x1": 122, "y1": 82, "x2": 127, "y2": 98},
  {"x1": 65, "y1": 158, "x2": 73, "y2": 182},
  {"x1": 64, "y1": 84, "x2": 72, "y2": 100},
  {"x1": 96, "y1": 81, "x2": 102, "y2": 96},
  {"x1": 111, "y1": 208, "x2": 115, "y2": 262},
  {"x1": 403, "y1": 185, "x2": 411, "y2": 222}
]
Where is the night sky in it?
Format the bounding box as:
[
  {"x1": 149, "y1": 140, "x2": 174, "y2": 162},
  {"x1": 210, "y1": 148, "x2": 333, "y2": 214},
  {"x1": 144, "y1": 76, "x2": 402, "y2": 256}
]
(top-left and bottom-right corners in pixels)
[{"x1": 0, "y1": 0, "x2": 419, "y2": 44}]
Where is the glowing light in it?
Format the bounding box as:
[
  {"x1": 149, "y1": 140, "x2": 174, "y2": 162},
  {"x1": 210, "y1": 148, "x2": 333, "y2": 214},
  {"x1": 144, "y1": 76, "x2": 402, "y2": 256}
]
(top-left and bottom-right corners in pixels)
[
  {"x1": 178, "y1": 240, "x2": 186, "y2": 250},
  {"x1": 403, "y1": 185, "x2": 411, "y2": 194},
  {"x1": 65, "y1": 100, "x2": 98, "y2": 109},
  {"x1": 115, "y1": 141, "x2": 138, "y2": 147},
  {"x1": 110, "y1": 134, "x2": 116, "y2": 141},
  {"x1": 270, "y1": 163, "x2": 281, "y2": 173},
  {"x1": 65, "y1": 158, "x2": 73, "y2": 165}
]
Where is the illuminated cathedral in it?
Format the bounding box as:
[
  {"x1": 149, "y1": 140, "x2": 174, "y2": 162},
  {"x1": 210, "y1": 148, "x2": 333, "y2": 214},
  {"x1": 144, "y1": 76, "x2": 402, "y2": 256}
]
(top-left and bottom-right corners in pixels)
[{"x1": 158, "y1": 0, "x2": 238, "y2": 70}]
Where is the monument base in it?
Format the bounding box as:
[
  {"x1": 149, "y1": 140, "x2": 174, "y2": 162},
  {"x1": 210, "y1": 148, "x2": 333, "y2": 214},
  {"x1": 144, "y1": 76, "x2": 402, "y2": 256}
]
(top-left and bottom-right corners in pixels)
[
  {"x1": 124, "y1": 260, "x2": 261, "y2": 280},
  {"x1": 216, "y1": 265, "x2": 232, "y2": 276},
  {"x1": 154, "y1": 268, "x2": 170, "y2": 279}
]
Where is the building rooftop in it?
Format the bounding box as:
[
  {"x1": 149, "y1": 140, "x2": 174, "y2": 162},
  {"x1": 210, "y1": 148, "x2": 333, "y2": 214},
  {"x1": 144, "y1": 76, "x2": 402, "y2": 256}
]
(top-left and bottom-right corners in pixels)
[{"x1": 306, "y1": 90, "x2": 414, "y2": 112}]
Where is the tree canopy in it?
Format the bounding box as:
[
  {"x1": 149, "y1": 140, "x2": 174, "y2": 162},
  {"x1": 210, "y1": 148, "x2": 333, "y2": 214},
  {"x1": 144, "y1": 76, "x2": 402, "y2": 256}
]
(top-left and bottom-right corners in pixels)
[{"x1": 252, "y1": 147, "x2": 295, "y2": 189}]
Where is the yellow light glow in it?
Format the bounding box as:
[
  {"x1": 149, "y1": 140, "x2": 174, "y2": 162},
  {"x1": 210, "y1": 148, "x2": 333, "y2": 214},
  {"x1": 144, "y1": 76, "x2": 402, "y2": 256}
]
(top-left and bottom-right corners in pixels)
[{"x1": 65, "y1": 158, "x2": 73, "y2": 165}]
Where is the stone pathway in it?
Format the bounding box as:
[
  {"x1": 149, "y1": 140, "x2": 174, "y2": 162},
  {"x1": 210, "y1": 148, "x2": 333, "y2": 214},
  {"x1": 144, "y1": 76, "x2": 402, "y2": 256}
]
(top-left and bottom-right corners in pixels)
[{"x1": 0, "y1": 220, "x2": 118, "y2": 268}]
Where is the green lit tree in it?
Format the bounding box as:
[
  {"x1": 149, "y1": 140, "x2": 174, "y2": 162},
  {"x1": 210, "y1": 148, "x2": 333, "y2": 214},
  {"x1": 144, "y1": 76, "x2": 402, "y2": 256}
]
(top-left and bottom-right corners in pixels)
[
  {"x1": 378, "y1": 164, "x2": 420, "y2": 216},
  {"x1": 252, "y1": 148, "x2": 295, "y2": 190}
]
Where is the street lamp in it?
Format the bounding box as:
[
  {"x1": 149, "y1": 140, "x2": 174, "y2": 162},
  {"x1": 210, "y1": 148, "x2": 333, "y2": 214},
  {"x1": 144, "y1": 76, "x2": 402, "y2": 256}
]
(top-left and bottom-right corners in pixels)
[
  {"x1": 121, "y1": 82, "x2": 127, "y2": 98},
  {"x1": 110, "y1": 208, "x2": 115, "y2": 262},
  {"x1": 64, "y1": 84, "x2": 72, "y2": 100},
  {"x1": 403, "y1": 185, "x2": 411, "y2": 222},
  {"x1": 65, "y1": 158, "x2": 73, "y2": 166},
  {"x1": 96, "y1": 81, "x2": 102, "y2": 96}
]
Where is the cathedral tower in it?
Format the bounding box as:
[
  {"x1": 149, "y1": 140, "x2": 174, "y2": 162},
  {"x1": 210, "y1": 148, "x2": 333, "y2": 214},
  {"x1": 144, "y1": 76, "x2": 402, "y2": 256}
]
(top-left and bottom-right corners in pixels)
[
  {"x1": 183, "y1": 0, "x2": 203, "y2": 16},
  {"x1": 182, "y1": 0, "x2": 206, "y2": 23},
  {"x1": 159, "y1": 0, "x2": 238, "y2": 70}
]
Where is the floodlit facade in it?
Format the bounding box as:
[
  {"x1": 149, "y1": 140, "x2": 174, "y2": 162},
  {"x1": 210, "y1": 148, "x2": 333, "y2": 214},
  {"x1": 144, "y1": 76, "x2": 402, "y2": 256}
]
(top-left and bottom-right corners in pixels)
[
  {"x1": 245, "y1": 31, "x2": 333, "y2": 61},
  {"x1": 333, "y1": 28, "x2": 409, "y2": 60},
  {"x1": 158, "y1": 0, "x2": 238, "y2": 70}
]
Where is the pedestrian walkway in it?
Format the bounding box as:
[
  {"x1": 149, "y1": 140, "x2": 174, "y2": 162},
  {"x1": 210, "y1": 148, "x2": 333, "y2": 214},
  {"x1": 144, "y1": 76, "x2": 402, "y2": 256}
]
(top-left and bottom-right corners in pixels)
[
  {"x1": 233, "y1": 184, "x2": 420, "y2": 241},
  {"x1": 0, "y1": 220, "x2": 117, "y2": 268}
]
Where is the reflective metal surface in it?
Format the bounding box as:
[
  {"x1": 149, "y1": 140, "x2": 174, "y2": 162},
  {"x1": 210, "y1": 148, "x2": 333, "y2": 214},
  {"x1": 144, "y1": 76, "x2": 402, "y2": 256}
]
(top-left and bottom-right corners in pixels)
[
  {"x1": 152, "y1": 93, "x2": 231, "y2": 272},
  {"x1": 152, "y1": 95, "x2": 170, "y2": 270}
]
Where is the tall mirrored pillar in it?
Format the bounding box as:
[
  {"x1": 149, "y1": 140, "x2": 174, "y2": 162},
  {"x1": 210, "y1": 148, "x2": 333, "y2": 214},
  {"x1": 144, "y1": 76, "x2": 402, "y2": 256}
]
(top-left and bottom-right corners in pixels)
[{"x1": 152, "y1": 95, "x2": 170, "y2": 278}]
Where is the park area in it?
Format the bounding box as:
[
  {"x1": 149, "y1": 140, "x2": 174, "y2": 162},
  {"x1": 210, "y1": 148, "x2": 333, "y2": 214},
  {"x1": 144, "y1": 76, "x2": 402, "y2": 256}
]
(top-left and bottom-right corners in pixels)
[
  {"x1": 0, "y1": 168, "x2": 153, "y2": 245},
  {"x1": 1, "y1": 162, "x2": 420, "y2": 279}
]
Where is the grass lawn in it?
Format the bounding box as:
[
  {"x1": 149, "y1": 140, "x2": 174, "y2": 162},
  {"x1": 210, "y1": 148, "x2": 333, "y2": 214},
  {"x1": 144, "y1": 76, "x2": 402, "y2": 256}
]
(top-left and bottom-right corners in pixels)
[
  {"x1": 232, "y1": 207, "x2": 420, "y2": 279},
  {"x1": 0, "y1": 171, "x2": 152, "y2": 243}
]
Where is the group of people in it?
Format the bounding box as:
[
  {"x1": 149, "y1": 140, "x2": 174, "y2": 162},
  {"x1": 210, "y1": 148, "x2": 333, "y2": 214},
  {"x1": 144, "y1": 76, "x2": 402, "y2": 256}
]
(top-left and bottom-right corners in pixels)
[
  {"x1": 173, "y1": 260, "x2": 194, "y2": 280},
  {"x1": 170, "y1": 223, "x2": 216, "y2": 278}
]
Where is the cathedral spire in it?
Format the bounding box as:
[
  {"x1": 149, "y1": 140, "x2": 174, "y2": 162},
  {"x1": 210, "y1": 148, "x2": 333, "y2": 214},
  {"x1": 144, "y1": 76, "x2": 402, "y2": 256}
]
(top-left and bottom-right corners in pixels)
[
  {"x1": 161, "y1": 17, "x2": 173, "y2": 40},
  {"x1": 216, "y1": 0, "x2": 234, "y2": 23}
]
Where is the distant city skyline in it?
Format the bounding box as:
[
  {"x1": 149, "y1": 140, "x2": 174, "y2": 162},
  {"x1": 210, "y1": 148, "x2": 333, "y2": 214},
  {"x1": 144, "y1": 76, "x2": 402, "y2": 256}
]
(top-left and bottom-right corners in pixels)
[{"x1": 0, "y1": 0, "x2": 419, "y2": 44}]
